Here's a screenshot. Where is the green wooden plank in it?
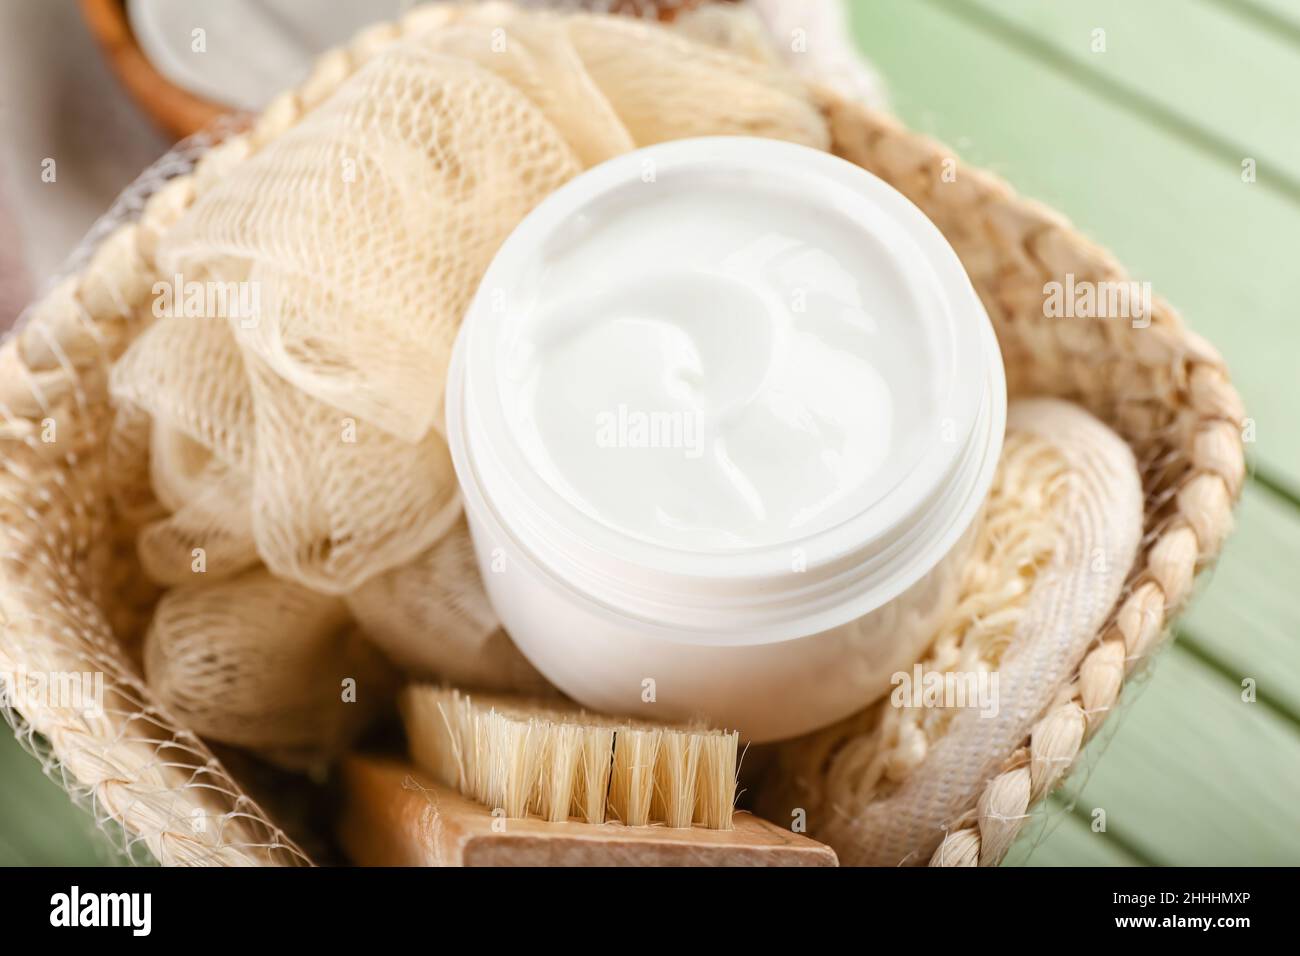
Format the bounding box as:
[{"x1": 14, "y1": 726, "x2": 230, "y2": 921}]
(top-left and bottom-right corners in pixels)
[
  {"x1": 1054, "y1": 647, "x2": 1300, "y2": 864},
  {"x1": 1180, "y1": 483, "x2": 1300, "y2": 722},
  {"x1": 1208, "y1": 0, "x2": 1300, "y2": 40},
  {"x1": 849, "y1": 0, "x2": 1300, "y2": 866},
  {"x1": 957, "y1": 0, "x2": 1300, "y2": 186},
  {"x1": 1007, "y1": 798, "x2": 1144, "y2": 866},
  {"x1": 0, "y1": 728, "x2": 110, "y2": 865},
  {"x1": 849, "y1": 0, "x2": 1300, "y2": 486},
  {"x1": 865, "y1": 0, "x2": 1300, "y2": 719}
]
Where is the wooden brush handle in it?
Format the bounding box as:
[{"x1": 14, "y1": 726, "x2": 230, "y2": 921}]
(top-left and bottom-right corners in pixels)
[{"x1": 337, "y1": 755, "x2": 838, "y2": 867}]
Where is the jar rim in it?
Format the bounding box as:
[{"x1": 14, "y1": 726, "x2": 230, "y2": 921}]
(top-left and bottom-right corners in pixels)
[{"x1": 449, "y1": 136, "x2": 1006, "y2": 641}]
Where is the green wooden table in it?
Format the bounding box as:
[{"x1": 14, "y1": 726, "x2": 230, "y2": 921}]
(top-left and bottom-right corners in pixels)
[
  {"x1": 2, "y1": 0, "x2": 1297, "y2": 866},
  {"x1": 846, "y1": 0, "x2": 1300, "y2": 866}
]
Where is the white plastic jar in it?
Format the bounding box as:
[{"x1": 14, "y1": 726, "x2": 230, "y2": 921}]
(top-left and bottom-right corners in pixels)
[{"x1": 446, "y1": 137, "x2": 1005, "y2": 742}]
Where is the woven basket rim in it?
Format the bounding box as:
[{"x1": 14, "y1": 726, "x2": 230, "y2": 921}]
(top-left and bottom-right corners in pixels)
[{"x1": 0, "y1": 3, "x2": 1245, "y2": 866}]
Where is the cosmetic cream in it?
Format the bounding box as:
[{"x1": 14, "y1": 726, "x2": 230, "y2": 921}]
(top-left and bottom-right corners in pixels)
[{"x1": 447, "y1": 137, "x2": 1006, "y2": 741}]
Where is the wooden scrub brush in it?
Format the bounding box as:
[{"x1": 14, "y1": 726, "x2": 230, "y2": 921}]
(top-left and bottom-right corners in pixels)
[{"x1": 336, "y1": 685, "x2": 837, "y2": 866}]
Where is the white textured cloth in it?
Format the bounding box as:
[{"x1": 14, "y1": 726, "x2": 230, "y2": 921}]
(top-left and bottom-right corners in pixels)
[{"x1": 759, "y1": 399, "x2": 1144, "y2": 866}]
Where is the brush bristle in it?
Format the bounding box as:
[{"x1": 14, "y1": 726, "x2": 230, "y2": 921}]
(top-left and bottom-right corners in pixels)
[
  {"x1": 653, "y1": 731, "x2": 703, "y2": 828},
  {"x1": 399, "y1": 685, "x2": 738, "y2": 829}
]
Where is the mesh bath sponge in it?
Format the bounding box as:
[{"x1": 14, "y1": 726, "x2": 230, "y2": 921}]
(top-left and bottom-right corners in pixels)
[
  {"x1": 565, "y1": 13, "x2": 829, "y2": 147},
  {"x1": 240, "y1": 351, "x2": 462, "y2": 594},
  {"x1": 109, "y1": 313, "x2": 255, "y2": 473},
  {"x1": 140, "y1": 437, "x2": 259, "y2": 585},
  {"x1": 345, "y1": 514, "x2": 551, "y2": 694},
  {"x1": 111, "y1": 2, "x2": 830, "y2": 752},
  {"x1": 143, "y1": 567, "x2": 396, "y2": 767},
  {"x1": 109, "y1": 316, "x2": 260, "y2": 583},
  {"x1": 123, "y1": 3, "x2": 827, "y2": 600},
  {"x1": 158, "y1": 43, "x2": 583, "y2": 446}
]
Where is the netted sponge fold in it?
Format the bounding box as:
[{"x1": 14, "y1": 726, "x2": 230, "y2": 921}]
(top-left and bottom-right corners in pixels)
[
  {"x1": 129, "y1": 3, "x2": 829, "y2": 598},
  {"x1": 157, "y1": 42, "x2": 583, "y2": 445},
  {"x1": 345, "y1": 514, "x2": 551, "y2": 694},
  {"x1": 143, "y1": 567, "x2": 396, "y2": 766}
]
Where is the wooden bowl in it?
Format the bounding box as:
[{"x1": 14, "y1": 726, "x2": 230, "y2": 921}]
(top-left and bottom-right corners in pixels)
[
  {"x1": 78, "y1": 0, "x2": 732, "y2": 141},
  {"x1": 79, "y1": 0, "x2": 231, "y2": 140}
]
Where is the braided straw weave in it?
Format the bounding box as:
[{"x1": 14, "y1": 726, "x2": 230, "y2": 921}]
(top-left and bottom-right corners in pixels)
[{"x1": 0, "y1": 5, "x2": 1244, "y2": 865}]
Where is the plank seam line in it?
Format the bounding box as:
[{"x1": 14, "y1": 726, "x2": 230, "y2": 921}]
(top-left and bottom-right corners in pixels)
[
  {"x1": 1174, "y1": 627, "x2": 1300, "y2": 731},
  {"x1": 1203, "y1": 0, "x2": 1300, "y2": 51},
  {"x1": 1249, "y1": 465, "x2": 1300, "y2": 513},
  {"x1": 1063, "y1": 801, "x2": 1152, "y2": 866},
  {"x1": 925, "y1": 0, "x2": 1300, "y2": 207}
]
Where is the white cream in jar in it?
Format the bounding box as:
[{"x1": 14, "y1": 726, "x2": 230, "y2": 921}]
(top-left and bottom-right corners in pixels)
[
  {"x1": 449, "y1": 137, "x2": 1005, "y2": 741},
  {"x1": 504, "y1": 178, "x2": 938, "y2": 553}
]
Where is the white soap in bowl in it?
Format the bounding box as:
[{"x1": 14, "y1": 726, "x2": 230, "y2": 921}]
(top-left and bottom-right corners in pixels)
[{"x1": 446, "y1": 136, "x2": 1006, "y2": 742}]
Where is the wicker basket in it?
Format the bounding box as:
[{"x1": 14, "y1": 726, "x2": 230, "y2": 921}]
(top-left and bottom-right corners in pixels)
[{"x1": 0, "y1": 10, "x2": 1244, "y2": 866}]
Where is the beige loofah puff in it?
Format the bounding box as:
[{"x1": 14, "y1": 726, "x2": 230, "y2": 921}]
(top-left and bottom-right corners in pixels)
[
  {"x1": 114, "y1": 2, "x2": 832, "y2": 740},
  {"x1": 239, "y1": 351, "x2": 463, "y2": 595},
  {"x1": 109, "y1": 314, "x2": 260, "y2": 585},
  {"x1": 345, "y1": 514, "x2": 552, "y2": 695},
  {"x1": 140, "y1": 2, "x2": 831, "y2": 595},
  {"x1": 143, "y1": 567, "x2": 398, "y2": 769},
  {"x1": 158, "y1": 45, "x2": 583, "y2": 447},
  {"x1": 140, "y1": 434, "x2": 260, "y2": 585},
  {"x1": 564, "y1": 12, "x2": 829, "y2": 147}
]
